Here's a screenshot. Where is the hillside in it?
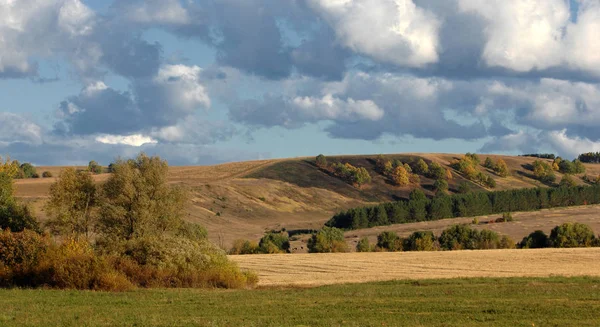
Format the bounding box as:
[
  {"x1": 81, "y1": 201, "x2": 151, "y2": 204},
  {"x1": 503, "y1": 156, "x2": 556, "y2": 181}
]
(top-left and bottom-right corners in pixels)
[{"x1": 13, "y1": 153, "x2": 600, "y2": 247}]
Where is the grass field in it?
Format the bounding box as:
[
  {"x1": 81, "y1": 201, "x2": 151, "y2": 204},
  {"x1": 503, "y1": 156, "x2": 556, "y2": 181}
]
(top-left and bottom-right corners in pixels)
[{"x1": 1, "y1": 277, "x2": 599, "y2": 326}]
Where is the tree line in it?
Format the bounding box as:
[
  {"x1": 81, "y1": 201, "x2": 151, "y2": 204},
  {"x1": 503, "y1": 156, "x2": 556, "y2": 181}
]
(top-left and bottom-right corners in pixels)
[
  {"x1": 316, "y1": 154, "x2": 371, "y2": 187},
  {"x1": 578, "y1": 152, "x2": 600, "y2": 164},
  {"x1": 326, "y1": 184, "x2": 600, "y2": 230}
]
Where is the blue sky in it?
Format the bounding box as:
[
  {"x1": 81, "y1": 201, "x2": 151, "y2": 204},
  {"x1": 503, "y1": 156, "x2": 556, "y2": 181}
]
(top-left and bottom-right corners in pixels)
[{"x1": 2, "y1": 0, "x2": 600, "y2": 165}]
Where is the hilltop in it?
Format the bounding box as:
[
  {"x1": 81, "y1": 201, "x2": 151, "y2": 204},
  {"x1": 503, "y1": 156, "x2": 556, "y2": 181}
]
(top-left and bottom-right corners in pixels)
[{"x1": 13, "y1": 153, "x2": 600, "y2": 247}]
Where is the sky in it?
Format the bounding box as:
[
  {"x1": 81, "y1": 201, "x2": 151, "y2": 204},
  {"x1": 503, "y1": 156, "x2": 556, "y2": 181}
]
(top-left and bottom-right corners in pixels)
[{"x1": 2, "y1": 0, "x2": 600, "y2": 166}]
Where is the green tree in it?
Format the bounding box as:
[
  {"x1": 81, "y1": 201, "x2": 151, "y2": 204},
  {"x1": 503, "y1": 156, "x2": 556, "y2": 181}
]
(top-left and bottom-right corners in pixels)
[
  {"x1": 308, "y1": 227, "x2": 347, "y2": 253},
  {"x1": 559, "y1": 174, "x2": 577, "y2": 187},
  {"x1": 88, "y1": 161, "x2": 103, "y2": 174},
  {"x1": 427, "y1": 162, "x2": 445, "y2": 179},
  {"x1": 414, "y1": 159, "x2": 429, "y2": 175},
  {"x1": 484, "y1": 157, "x2": 494, "y2": 169},
  {"x1": 439, "y1": 225, "x2": 477, "y2": 250},
  {"x1": 549, "y1": 222, "x2": 596, "y2": 248},
  {"x1": 315, "y1": 154, "x2": 327, "y2": 168},
  {"x1": 403, "y1": 231, "x2": 437, "y2": 251},
  {"x1": 433, "y1": 179, "x2": 448, "y2": 194},
  {"x1": 45, "y1": 168, "x2": 98, "y2": 239},
  {"x1": 97, "y1": 153, "x2": 188, "y2": 240},
  {"x1": 259, "y1": 231, "x2": 290, "y2": 253},
  {"x1": 0, "y1": 173, "x2": 40, "y2": 232},
  {"x1": 356, "y1": 237, "x2": 371, "y2": 252},
  {"x1": 376, "y1": 231, "x2": 401, "y2": 251},
  {"x1": 19, "y1": 163, "x2": 37, "y2": 178},
  {"x1": 519, "y1": 230, "x2": 549, "y2": 248}
]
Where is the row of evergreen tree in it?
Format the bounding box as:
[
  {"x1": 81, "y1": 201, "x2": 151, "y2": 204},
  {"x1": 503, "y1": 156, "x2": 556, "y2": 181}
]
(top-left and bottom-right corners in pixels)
[
  {"x1": 326, "y1": 185, "x2": 600, "y2": 230},
  {"x1": 578, "y1": 152, "x2": 600, "y2": 163}
]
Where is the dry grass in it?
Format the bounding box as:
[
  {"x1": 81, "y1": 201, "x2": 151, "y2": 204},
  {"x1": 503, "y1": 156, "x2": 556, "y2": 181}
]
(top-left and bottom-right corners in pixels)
[{"x1": 230, "y1": 248, "x2": 600, "y2": 287}]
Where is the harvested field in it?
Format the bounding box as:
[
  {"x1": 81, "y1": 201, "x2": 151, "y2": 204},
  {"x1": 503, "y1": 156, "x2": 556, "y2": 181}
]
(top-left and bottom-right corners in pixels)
[{"x1": 230, "y1": 248, "x2": 600, "y2": 287}]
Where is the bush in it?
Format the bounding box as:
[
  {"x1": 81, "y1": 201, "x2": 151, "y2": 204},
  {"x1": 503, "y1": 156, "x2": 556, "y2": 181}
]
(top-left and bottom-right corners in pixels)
[
  {"x1": 259, "y1": 232, "x2": 290, "y2": 254},
  {"x1": 356, "y1": 237, "x2": 371, "y2": 252},
  {"x1": 308, "y1": 227, "x2": 348, "y2": 253},
  {"x1": 88, "y1": 161, "x2": 103, "y2": 174},
  {"x1": 229, "y1": 239, "x2": 260, "y2": 255},
  {"x1": 549, "y1": 223, "x2": 596, "y2": 248},
  {"x1": 519, "y1": 230, "x2": 549, "y2": 249},
  {"x1": 315, "y1": 154, "x2": 327, "y2": 168},
  {"x1": 439, "y1": 225, "x2": 477, "y2": 250},
  {"x1": 42, "y1": 171, "x2": 53, "y2": 178},
  {"x1": 403, "y1": 231, "x2": 437, "y2": 251},
  {"x1": 376, "y1": 231, "x2": 402, "y2": 251}
]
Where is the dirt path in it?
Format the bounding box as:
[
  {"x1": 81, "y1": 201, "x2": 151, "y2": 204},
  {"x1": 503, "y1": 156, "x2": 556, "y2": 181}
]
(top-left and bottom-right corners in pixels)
[{"x1": 230, "y1": 248, "x2": 600, "y2": 287}]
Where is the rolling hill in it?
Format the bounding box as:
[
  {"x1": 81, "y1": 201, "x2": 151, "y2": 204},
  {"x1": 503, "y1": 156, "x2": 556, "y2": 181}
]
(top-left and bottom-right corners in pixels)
[{"x1": 13, "y1": 153, "x2": 600, "y2": 248}]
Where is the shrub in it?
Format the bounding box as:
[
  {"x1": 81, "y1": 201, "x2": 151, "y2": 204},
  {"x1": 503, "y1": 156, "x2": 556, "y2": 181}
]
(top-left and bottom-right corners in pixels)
[
  {"x1": 376, "y1": 231, "x2": 402, "y2": 251},
  {"x1": 356, "y1": 237, "x2": 371, "y2": 252},
  {"x1": 88, "y1": 161, "x2": 103, "y2": 174},
  {"x1": 42, "y1": 171, "x2": 53, "y2": 178},
  {"x1": 315, "y1": 154, "x2": 328, "y2": 168},
  {"x1": 433, "y1": 179, "x2": 448, "y2": 194},
  {"x1": 308, "y1": 227, "x2": 348, "y2": 253},
  {"x1": 499, "y1": 235, "x2": 516, "y2": 249},
  {"x1": 439, "y1": 225, "x2": 478, "y2": 250},
  {"x1": 549, "y1": 222, "x2": 596, "y2": 248},
  {"x1": 519, "y1": 230, "x2": 549, "y2": 249},
  {"x1": 259, "y1": 232, "x2": 290, "y2": 253},
  {"x1": 403, "y1": 231, "x2": 437, "y2": 251},
  {"x1": 457, "y1": 182, "x2": 471, "y2": 194},
  {"x1": 229, "y1": 239, "x2": 260, "y2": 255},
  {"x1": 414, "y1": 159, "x2": 429, "y2": 175},
  {"x1": 559, "y1": 174, "x2": 577, "y2": 187}
]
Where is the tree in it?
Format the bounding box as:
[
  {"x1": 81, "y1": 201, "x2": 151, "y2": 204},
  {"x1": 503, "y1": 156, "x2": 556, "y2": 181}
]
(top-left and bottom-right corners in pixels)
[
  {"x1": 559, "y1": 174, "x2": 577, "y2": 187},
  {"x1": 427, "y1": 162, "x2": 445, "y2": 179},
  {"x1": 573, "y1": 159, "x2": 586, "y2": 174},
  {"x1": 19, "y1": 163, "x2": 37, "y2": 178},
  {"x1": 376, "y1": 231, "x2": 401, "y2": 251},
  {"x1": 88, "y1": 161, "x2": 103, "y2": 174},
  {"x1": 439, "y1": 225, "x2": 477, "y2": 250},
  {"x1": 458, "y1": 182, "x2": 471, "y2": 194},
  {"x1": 414, "y1": 159, "x2": 429, "y2": 175},
  {"x1": 390, "y1": 165, "x2": 409, "y2": 186},
  {"x1": 315, "y1": 154, "x2": 327, "y2": 168},
  {"x1": 356, "y1": 237, "x2": 371, "y2": 252},
  {"x1": 549, "y1": 222, "x2": 596, "y2": 248},
  {"x1": 433, "y1": 179, "x2": 448, "y2": 194},
  {"x1": 519, "y1": 230, "x2": 549, "y2": 248},
  {"x1": 308, "y1": 227, "x2": 347, "y2": 253},
  {"x1": 259, "y1": 231, "x2": 290, "y2": 253},
  {"x1": 97, "y1": 153, "x2": 188, "y2": 240},
  {"x1": 354, "y1": 167, "x2": 372, "y2": 187},
  {"x1": 44, "y1": 168, "x2": 98, "y2": 239},
  {"x1": 484, "y1": 157, "x2": 494, "y2": 169},
  {"x1": 0, "y1": 172, "x2": 40, "y2": 232},
  {"x1": 403, "y1": 231, "x2": 437, "y2": 251},
  {"x1": 494, "y1": 159, "x2": 509, "y2": 177}
]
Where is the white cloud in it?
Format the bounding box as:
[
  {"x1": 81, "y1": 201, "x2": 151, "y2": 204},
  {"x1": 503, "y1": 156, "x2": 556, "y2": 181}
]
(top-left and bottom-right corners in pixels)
[
  {"x1": 309, "y1": 0, "x2": 440, "y2": 67},
  {"x1": 120, "y1": 0, "x2": 190, "y2": 25},
  {"x1": 292, "y1": 94, "x2": 384, "y2": 121},
  {"x1": 458, "y1": 0, "x2": 569, "y2": 72},
  {"x1": 95, "y1": 134, "x2": 157, "y2": 147},
  {"x1": 545, "y1": 129, "x2": 600, "y2": 159},
  {"x1": 0, "y1": 112, "x2": 43, "y2": 145}
]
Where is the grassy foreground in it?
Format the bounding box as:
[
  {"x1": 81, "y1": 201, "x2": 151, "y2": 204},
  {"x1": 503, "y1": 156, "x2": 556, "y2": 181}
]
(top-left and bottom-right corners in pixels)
[{"x1": 2, "y1": 277, "x2": 599, "y2": 326}]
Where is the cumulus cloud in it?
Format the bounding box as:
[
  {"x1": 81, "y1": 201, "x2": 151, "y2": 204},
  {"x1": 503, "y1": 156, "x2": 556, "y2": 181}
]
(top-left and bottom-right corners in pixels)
[
  {"x1": 0, "y1": 113, "x2": 43, "y2": 145},
  {"x1": 309, "y1": 0, "x2": 440, "y2": 67},
  {"x1": 56, "y1": 64, "x2": 211, "y2": 136},
  {"x1": 95, "y1": 134, "x2": 157, "y2": 147},
  {"x1": 546, "y1": 129, "x2": 600, "y2": 159}
]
